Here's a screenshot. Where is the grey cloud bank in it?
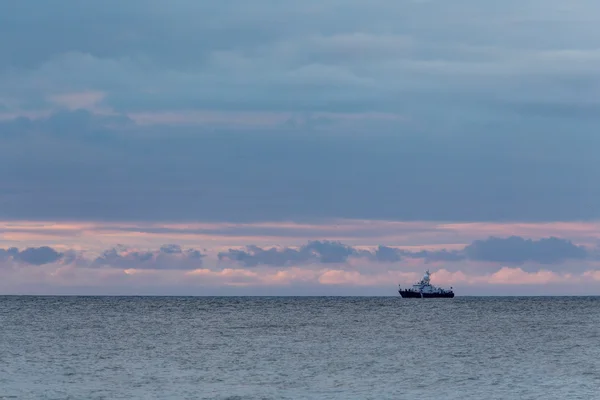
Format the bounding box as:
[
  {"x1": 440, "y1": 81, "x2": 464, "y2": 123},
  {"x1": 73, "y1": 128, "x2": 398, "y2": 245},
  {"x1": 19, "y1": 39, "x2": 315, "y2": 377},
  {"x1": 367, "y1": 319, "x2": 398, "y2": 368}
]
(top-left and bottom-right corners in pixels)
[
  {"x1": 3, "y1": 0, "x2": 600, "y2": 115},
  {"x1": 0, "y1": 246, "x2": 63, "y2": 265},
  {"x1": 218, "y1": 236, "x2": 589, "y2": 267},
  {"x1": 464, "y1": 236, "x2": 588, "y2": 264},
  {"x1": 218, "y1": 241, "x2": 357, "y2": 267},
  {"x1": 0, "y1": 237, "x2": 591, "y2": 274},
  {"x1": 93, "y1": 244, "x2": 205, "y2": 270},
  {"x1": 0, "y1": 111, "x2": 599, "y2": 222},
  {"x1": 0, "y1": 244, "x2": 205, "y2": 270},
  {"x1": 1, "y1": 0, "x2": 599, "y2": 223},
  {"x1": 1, "y1": 237, "x2": 599, "y2": 295}
]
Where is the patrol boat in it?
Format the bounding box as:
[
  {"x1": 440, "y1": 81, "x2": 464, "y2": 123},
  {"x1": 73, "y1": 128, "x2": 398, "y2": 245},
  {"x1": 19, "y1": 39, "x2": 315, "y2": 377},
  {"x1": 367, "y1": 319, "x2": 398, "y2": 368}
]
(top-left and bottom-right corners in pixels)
[{"x1": 398, "y1": 270, "x2": 454, "y2": 298}]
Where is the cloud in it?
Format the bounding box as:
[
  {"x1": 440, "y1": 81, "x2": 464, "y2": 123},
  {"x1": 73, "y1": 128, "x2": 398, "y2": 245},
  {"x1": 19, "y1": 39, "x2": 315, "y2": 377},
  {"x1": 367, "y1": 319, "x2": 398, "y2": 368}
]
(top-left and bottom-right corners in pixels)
[
  {"x1": 1, "y1": 238, "x2": 600, "y2": 294},
  {"x1": 93, "y1": 244, "x2": 205, "y2": 270},
  {"x1": 1, "y1": 111, "x2": 599, "y2": 223},
  {"x1": 48, "y1": 91, "x2": 107, "y2": 111},
  {"x1": 0, "y1": 246, "x2": 63, "y2": 265},
  {"x1": 400, "y1": 249, "x2": 466, "y2": 262},
  {"x1": 373, "y1": 246, "x2": 402, "y2": 262},
  {"x1": 0, "y1": 233, "x2": 592, "y2": 274},
  {"x1": 485, "y1": 267, "x2": 571, "y2": 285},
  {"x1": 0, "y1": 244, "x2": 207, "y2": 270},
  {"x1": 218, "y1": 240, "x2": 357, "y2": 267},
  {"x1": 4, "y1": 0, "x2": 600, "y2": 115},
  {"x1": 16, "y1": 246, "x2": 64, "y2": 265},
  {"x1": 218, "y1": 236, "x2": 591, "y2": 267},
  {"x1": 2, "y1": 262, "x2": 599, "y2": 296},
  {"x1": 464, "y1": 236, "x2": 587, "y2": 264},
  {"x1": 1, "y1": 0, "x2": 600, "y2": 224}
]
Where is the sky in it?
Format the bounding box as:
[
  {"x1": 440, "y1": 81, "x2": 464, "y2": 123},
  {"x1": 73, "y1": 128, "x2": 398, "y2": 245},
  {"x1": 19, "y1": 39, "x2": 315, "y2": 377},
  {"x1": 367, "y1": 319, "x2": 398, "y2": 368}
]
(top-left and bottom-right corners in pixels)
[{"x1": 1, "y1": 0, "x2": 600, "y2": 295}]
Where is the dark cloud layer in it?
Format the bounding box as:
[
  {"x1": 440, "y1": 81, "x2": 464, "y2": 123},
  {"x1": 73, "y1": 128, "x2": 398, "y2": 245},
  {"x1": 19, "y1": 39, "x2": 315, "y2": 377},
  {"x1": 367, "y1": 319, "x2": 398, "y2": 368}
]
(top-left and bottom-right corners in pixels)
[
  {"x1": 0, "y1": 244, "x2": 205, "y2": 269},
  {"x1": 1, "y1": 110, "x2": 599, "y2": 222},
  {"x1": 93, "y1": 244, "x2": 205, "y2": 270},
  {"x1": 464, "y1": 236, "x2": 587, "y2": 264},
  {"x1": 373, "y1": 246, "x2": 402, "y2": 263},
  {"x1": 0, "y1": 246, "x2": 63, "y2": 265},
  {"x1": 401, "y1": 249, "x2": 466, "y2": 263},
  {"x1": 218, "y1": 236, "x2": 590, "y2": 267},
  {"x1": 1, "y1": 1, "x2": 600, "y2": 223},
  {"x1": 218, "y1": 241, "x2": 357, "y2": 266},
  {"x1": 0, "y1": 236, "x2": 592, "y2": 269}
]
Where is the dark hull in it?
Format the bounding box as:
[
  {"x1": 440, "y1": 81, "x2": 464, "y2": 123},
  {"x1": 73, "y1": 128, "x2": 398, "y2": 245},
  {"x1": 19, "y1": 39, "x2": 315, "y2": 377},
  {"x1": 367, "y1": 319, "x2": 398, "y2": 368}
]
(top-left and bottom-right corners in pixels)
[{"x1": 399, "y1": 290, "x2": 454, "y2": 298}]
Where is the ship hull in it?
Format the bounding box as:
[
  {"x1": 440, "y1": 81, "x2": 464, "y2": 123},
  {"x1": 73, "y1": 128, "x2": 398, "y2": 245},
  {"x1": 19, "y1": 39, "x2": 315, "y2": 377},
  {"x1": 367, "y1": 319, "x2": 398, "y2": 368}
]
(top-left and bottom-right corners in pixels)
[
  {"x1": 398, "y1": 290, "x2": 422, "y2": 298},
  {"x1": 399, "y1": 290, "x2": 454, "y2": 298}
]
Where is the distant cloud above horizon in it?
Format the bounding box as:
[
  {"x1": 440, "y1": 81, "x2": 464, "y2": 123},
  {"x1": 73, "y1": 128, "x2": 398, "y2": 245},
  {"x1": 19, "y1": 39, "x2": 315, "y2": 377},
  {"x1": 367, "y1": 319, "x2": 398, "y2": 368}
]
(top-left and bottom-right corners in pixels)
[
  {"x1": 1, "y1": 0, "x2": 600, "y2": 223},
  {"x1": 1, "y1": 234, "x2": 599, "y2": 296},
  {"x1": 1, "y1": 216, "x2": 600, "y2": 294},
  {"x1": 0, "y1": 235, "x2": 594, "y2": 270},
  {"x1": 0, "y1": 246, "x2": 64, "y2": 266},
  {"x1": 220, "y1": 236, "x2": 590, "y2": 266}
]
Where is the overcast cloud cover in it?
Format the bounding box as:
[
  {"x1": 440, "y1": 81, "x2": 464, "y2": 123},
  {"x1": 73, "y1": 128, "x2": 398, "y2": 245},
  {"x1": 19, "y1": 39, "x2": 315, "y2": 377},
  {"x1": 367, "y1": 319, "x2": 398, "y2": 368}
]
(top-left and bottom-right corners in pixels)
[{"x1": 1, "y1": 0, "x2": 600, "y2": 294}]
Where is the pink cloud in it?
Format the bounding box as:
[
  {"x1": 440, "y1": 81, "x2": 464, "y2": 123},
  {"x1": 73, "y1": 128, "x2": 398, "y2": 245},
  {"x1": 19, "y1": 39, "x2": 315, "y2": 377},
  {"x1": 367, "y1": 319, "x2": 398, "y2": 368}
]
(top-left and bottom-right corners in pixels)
[
  {"x1": 127, "y1": 109, "x2": 406, "y2": 128},
  {"x1": 48, "y1": 91, "x2": 106, "y2": 110},
  {"x1": 0, "y1": 110, "x2": 52, "y2": 121},
  {"x1": 2, "y1": 259, "x2": 600, "y2": 294},
  {"x1": 128, "y1": 110, "x2": 290, "y2": 127},
  {"x1": 3, "y1": 219, "x2": 600, "y2": 252},
  {"x1": 430, "y1": 267, "x2": 581, "y2": 286},
  {"x1": 260, "y1": 267, "x2": 320, "y2": 285},
  {"x1": 583, "y1": 270, "x2": 600, "y2": 282},
  {"x1": 318, "y1": 270, "x2": 418, "y2": 286},
  {"x1": 486, "y1": 267, "x2": 572, "y2": 285},
  {"x1": 2, "y1": 218, "x2": 600, "y2": 294}
]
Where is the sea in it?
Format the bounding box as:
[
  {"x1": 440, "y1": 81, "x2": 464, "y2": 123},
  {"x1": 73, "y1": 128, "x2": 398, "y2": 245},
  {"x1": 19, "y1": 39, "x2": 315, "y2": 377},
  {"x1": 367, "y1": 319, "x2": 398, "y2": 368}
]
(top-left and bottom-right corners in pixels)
[{"x1": 1, "y1": 296, "x2": 599, "y2": 399}]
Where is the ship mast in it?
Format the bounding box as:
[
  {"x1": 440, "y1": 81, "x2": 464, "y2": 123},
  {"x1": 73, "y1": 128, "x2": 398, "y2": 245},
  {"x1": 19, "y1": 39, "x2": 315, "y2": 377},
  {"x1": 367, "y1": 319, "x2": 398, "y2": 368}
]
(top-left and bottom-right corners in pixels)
[{"x1": 422, "y1": 270, "x2": 431, "y2": 284}]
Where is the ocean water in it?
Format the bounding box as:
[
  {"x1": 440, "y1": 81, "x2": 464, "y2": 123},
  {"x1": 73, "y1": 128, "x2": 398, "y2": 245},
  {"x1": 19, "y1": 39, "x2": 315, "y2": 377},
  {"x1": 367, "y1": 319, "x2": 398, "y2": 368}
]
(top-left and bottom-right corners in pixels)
[{"x1": 1, "y1": 297, "x2": 599, "y2": 399}]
